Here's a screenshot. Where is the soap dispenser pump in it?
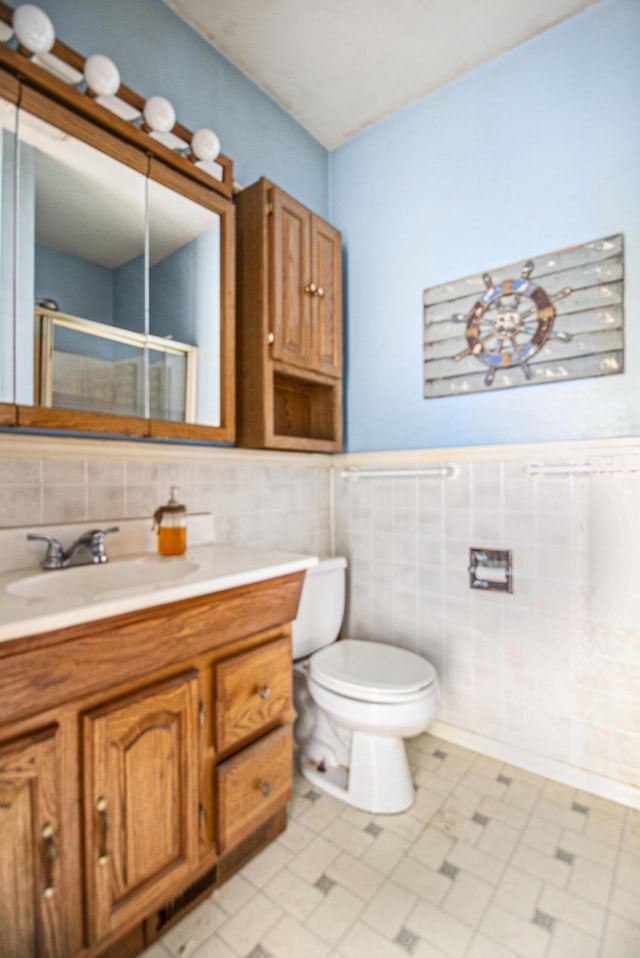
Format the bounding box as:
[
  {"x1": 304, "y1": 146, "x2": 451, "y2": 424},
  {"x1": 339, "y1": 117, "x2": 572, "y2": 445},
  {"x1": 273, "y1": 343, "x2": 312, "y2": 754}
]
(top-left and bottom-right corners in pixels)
[{"x1": 153, "y1": 486, "x2": 187, "y2": 556}]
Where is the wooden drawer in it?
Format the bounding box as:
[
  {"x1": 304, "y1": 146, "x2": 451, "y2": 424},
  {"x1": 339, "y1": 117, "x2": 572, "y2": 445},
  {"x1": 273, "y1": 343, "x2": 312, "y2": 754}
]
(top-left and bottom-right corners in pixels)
[
  {"x1": 214, "y1": 637, "x2": 292, "y2": 752},
  {"x1": 216, "y1": 724, "x2": 292, "y2": 852}
]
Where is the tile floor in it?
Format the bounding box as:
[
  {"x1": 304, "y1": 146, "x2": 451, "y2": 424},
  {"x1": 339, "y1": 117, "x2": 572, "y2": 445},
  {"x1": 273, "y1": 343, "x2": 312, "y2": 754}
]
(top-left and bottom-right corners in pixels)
[{"x1": 140, "y1": 733, "x2": 640, "y2": 958}]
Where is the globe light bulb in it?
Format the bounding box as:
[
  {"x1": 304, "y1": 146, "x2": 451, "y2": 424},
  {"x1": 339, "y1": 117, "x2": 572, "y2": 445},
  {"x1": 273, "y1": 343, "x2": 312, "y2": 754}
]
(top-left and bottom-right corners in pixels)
[
  {"x1": 191, "y1": 128, "x2": 221, "y2": 162},
  {"x1": 143, "y1": 95, "x2": 176, "y2": 133},
  {"x1": 12, "y1": 3, "x2": 55, "y2": 55},
  {"x1": 84, "y1": 53, "x2": 120, "y2": 97}
]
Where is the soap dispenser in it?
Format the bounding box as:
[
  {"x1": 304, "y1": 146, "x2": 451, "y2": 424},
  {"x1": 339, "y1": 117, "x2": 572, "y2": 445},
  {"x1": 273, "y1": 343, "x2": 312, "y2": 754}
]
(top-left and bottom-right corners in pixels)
[{"x1": 153, "y1": 486, "x2": 187, "y2": 556}]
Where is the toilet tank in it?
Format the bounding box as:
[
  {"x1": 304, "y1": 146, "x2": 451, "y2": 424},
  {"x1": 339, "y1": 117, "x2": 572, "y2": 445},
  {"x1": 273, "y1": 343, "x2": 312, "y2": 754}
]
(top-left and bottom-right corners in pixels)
[{"x1": 292, "y1": 556, "x2": 347, "y2": 660}]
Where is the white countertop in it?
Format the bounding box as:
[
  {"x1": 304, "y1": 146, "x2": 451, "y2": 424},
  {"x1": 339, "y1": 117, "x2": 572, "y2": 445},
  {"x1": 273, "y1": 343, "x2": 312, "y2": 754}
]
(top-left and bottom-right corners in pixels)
[{"x1": 0, "y1": 543, "x2": 317, "y2": 644}]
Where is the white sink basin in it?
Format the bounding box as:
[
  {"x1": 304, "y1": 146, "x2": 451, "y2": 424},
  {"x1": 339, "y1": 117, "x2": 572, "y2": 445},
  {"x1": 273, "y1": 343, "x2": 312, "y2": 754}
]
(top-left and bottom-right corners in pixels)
[{"x1": 6, "y1": 556, "x2": 200, "y2": 601}]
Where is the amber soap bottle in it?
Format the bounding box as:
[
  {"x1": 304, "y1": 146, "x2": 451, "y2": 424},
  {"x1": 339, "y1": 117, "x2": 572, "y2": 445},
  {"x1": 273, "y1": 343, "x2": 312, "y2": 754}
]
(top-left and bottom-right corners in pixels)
[{"x1": 153, "y1": 487, "x2": 187, "y2": 555}]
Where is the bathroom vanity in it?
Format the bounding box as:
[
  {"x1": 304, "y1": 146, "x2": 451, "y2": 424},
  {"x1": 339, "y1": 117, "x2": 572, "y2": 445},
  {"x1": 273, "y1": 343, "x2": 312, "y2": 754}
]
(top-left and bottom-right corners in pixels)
[{"x1": 0, "y1": 543, "x2": 315, "y2": 958}]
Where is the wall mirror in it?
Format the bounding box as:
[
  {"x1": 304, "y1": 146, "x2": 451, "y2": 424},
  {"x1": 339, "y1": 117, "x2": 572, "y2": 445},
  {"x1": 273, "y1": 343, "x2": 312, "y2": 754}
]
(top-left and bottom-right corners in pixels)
[{"x1": 0, "y1": 27, "x2": 235, "y2": 442}]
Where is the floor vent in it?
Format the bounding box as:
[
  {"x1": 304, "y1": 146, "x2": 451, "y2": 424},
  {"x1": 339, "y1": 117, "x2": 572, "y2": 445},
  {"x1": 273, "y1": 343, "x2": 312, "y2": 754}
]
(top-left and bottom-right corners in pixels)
[{"x1": 153, "y1": 864, "x2": 218, "y2": 933}]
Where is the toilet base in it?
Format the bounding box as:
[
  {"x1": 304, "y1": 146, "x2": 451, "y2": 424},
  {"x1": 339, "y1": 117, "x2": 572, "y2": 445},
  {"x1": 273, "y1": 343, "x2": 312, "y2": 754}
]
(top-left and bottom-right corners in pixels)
[{"x1": 300, "y1": 729, "x2": 415, "y2": 814}]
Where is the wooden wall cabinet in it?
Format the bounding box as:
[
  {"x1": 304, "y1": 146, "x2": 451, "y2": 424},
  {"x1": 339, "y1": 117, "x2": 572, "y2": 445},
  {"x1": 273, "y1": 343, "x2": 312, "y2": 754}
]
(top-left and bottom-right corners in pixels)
[
  {"x1": 0, "y1": 572, "x2": 302, "y2": 958},
  {"x1": 236, "y1": 178, "x2": 343, "y2": 451}
]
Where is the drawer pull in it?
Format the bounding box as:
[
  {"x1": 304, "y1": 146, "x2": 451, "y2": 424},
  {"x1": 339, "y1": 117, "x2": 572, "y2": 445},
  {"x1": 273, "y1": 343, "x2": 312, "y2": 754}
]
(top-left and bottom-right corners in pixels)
[
  {"x1": 96, "y1": 795, "x2": 110, "y2": 867},
  {"x1": 257, "y1": 780, "x2": 272, "y2": 797},
  {"x1": 42, "y1": 822, "x2": 58, "y2": 900},
  {"x1": 256, "y1": 685, "x2": 271, "y2": 700}
]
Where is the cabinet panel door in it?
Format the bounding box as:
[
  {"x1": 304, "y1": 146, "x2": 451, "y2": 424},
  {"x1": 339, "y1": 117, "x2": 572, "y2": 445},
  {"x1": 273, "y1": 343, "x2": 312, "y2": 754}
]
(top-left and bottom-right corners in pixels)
[
  {"x1": 216, "y1": 724, "x2": 292, "y2": 852},
  {"x1": 215, "y1": 636, "x2": 292, "y2": 752},
  {"x1": 0, "y1": 726, "x2": 66, "y2": 958},
  {"x1": 311, "y1": 215, "x2": 342, "y2": 377},
  {"x1": 269, "y1": 188, "x2": 311, "y2": 368},
  {"x1": 84, "y1": 671, "x2": 199, "y2": 943}
]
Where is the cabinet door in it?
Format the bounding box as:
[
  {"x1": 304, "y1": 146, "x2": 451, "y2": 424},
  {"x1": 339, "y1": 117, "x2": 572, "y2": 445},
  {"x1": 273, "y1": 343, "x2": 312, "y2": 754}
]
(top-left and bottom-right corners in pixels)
[
  {"x1": 216, "y1": 724, "x2": 292, "y2": 852},
  {"x1": 269, "y1": 187, "x2": 312, "y2": 368},
  {"x1": 0, "y1": 726, "x2": 67, "y2": 958},
  {"x1": 84, "y1": 671, "x2": 199, "y2": 944},
  {"x1": 311, "y1": 215, "x2": 342, "y2": 377},
  {"x1": 215, "y1": 636, "x2": 292, "y2": 753}
]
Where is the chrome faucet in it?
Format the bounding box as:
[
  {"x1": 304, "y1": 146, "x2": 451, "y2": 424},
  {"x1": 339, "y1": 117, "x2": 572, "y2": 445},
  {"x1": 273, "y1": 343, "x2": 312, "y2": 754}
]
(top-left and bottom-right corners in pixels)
[{"x1": 27, "y1": 527, "x2": 119, "y2": 570}]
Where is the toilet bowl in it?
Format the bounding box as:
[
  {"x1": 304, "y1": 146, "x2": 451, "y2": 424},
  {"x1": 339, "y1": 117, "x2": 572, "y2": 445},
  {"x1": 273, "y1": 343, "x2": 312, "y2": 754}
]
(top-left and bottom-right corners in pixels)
[{"x1": 292, "y1": 557, "x2": 440, "y2": 813}]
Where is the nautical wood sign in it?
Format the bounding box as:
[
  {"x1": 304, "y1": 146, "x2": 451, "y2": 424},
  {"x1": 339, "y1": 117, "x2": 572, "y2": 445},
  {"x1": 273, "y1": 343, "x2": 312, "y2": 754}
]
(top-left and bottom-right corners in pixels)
[{"x1": 423, "y1": 234, "x2": 624, "y2": 398}]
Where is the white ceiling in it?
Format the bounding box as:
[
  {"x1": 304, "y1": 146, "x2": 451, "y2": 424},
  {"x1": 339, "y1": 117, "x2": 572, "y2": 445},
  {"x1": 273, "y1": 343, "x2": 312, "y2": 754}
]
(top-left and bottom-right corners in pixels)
[{"x1": 164, "y1": 0, "x2": 601, "y2": 149}]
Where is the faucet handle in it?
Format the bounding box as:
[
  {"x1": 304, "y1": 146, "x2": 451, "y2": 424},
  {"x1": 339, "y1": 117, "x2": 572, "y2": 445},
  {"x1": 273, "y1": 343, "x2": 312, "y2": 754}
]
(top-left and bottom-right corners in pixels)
[
  {"x1": 87, "y1": 526, "x2": 119, "y2": 562},
  {"x1": 27, "y1": 533, "x2": 64, "y2": 570}
]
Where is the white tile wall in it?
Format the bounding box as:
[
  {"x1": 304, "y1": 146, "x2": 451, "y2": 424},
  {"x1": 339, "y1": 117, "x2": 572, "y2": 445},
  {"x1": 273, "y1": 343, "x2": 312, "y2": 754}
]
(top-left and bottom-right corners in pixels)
[{"x1": 335, "y1": 445, "x2": 640, "y2": 793}]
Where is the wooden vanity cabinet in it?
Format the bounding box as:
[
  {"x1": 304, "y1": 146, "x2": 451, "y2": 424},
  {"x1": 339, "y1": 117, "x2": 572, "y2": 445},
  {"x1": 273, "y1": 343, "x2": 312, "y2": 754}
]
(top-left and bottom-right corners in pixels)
[
  {"x1": 236, "y1": 177, "x2": 343, "y2": 451},
  {"x1": 0, "y1": 571, "x2": 303, "y2": 958}
]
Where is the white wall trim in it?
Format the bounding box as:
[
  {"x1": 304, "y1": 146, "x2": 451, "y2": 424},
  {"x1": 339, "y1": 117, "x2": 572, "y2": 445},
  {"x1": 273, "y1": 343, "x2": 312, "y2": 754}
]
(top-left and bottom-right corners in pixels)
[
  {"x1": 0, "y1": 433, "x2": 332, "y2": 468},
  {"x1": 432, "y1": 720, "x2": 640, "y2": 810}
]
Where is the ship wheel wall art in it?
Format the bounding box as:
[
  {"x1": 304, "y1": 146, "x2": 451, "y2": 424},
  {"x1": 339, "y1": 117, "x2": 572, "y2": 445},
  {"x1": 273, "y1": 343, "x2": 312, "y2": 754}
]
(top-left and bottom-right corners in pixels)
[{"x1": 423, "y1": 234, "x2": 624, "y2": 398}]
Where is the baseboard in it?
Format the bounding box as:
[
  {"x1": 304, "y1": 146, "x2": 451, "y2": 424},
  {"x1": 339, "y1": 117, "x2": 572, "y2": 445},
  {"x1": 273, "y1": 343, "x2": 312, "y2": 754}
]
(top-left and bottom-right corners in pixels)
[{"x1": 431, "y1": 719, "x2": 640, "y2": 811}]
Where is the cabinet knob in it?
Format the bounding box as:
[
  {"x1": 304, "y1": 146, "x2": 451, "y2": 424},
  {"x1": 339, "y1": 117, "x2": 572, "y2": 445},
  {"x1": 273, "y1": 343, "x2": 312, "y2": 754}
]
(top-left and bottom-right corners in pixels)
[
  {"x1": 257, "y1": 780, "x2": 272, "y2": 797},
  {"x1": 256, "y1": 685, "x2": 271, "y2": 700},
  {"x1": 42, "y1": 821, "x2": 58, "y2": 900},
  {"x1": 267, "y1": 331, "x2": 275, "y2": 345},
  {"x1": 317, "y1": 287, "x2": 324, "y2": 298},
  {"x1": 304, "y1": 282, "x2": 317, "y2": 295},
  {"x1": 96, "y1": 795, "x2": 111, "y2": 867}
]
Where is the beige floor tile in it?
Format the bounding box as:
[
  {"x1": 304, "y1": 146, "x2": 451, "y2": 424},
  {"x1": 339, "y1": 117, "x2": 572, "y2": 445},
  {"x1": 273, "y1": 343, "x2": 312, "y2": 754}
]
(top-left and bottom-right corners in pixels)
[
  {"x1": 392, "y1": 855, "x2": 451, "y2": 905},
  {"x1": 480, "y1": 904, "x2": 550, "y2": 958},
  {"x1": 476, "y1": 819, "x2": 520, "y2": 861},
  {"x1": 406, "y1": 898, "x2": 474, "y2": 957},
  {"x1": 429, "y1": 805, "x2": 484, "y2": 843},
  {"x1": 298, "y1": 793, "x2": 346, "y2": 832},
  {"x1": 326, "y1": 851, "x2": 386, "y2": 901},
  {"x1": 477, "y1": 794, "x2": 529, "y2": 831},
  {"x1": 538, "y1": 883, "x2": 606, "y2": 937},
  {"x1": 609, "y1": 882, "x2": 640, "y2": 924},
  {"x1": 511, "y1": 843, "x2": 571, "y2": 887},
  {"x1": 414, "y1": 785, "x2": 447, "y2": 818},
  {"x1": 210, "y1": 872, "x2": 256, "y2": 915},
  {"x1": 465, "y1": 932, "x2": 518, "y2": 958},
  {"x1": 408, "y1": 825, "x2": 455, "y2": 869},
  {"x1": 322, "y1": 816, "x2": 376, "y2": 856},
  {"x1": 568, "y1": 855, "x2": 614, "y2": 904},
  {"x1": 263, "y1": 865, "x2": 325, "y2": 920},
  {"x1": 559, "y1": 825, "x2": 618, "y2": 867},
  {"x1": 188, "y1": 937, "x2": 237, "y2": 958},
  {"x1": 288, "y1": 834, "x2": 341, "y2": 883},
  {"x1": 502, "y1": 778, "x2": 541, "y2": 813},
  {"x1": 306, "y1": 883, "x2": 365, "y2": 946},
  {"x1": 337, "y1": 919, "x2": 411, "y2": 958},
  {"x1": 360, "y1": 878, "x2": 418, "y2": 938},
  {"x1": 614, "y1": 850, "x2": 640, "y2": 892},
  {"x1": 584, "y1": 808, "x2": 625, "y2": 846},
  {"x1": 441, "y1": 870, "x2": 493, "y2": 926},
  {"x1": 600, "y1": 914, "x2": 640, "y2": 958},
  {"x1": 447, "y1": 840, "x2": 506, "y2": 884},
  {"x1": 239, "y1": 839, "x2": 292, "y2": 886},
  {"x1": 534, "y1": 798, "x2": 587, "y2": 833},
  {"x1": 277, "y1": 816, "x2": 315, "y2": 853},
  {"x1": 493, "y1": 865, "x2": 542, "y2": 920},
  {"x1": 546, "y1": 920, "x2": 600, "y2": 958},
  {"x1": 374, "y1": 808, "x2": 425, "y2": 842},
  {"x1": 441, "y1": 782, "x2": 484, "y2": 819},
  {"x1": 415, "y1": 766, "x2": 455, "y2": 795},
  {"x1": 360, "y1": 827, "x2": 410, "y2": 874},
  {"x1": 521, "y1": 815, "x2": 562, "y2": 855},
  {"x1": 159, "y1": 900, "x2": 227, "y2": 957},
  {"x1": 216, "y1": 890, "x2": 283, "y2": 955},
  {"x1": 460, "y1": 771, "x2": 509, "y2": 800},
  {"x1": 262, "y1": 913, "x2": 330, "y2": 958}
]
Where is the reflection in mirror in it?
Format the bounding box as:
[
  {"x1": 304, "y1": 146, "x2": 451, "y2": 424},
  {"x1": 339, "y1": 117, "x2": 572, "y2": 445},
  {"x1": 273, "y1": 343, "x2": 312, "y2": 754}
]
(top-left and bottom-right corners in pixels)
[
  {"x1": 0, "y1": 95, "x2": 16, "y2": 404},
  {"x1": 148, "y1": 178, "x2": 221, "y2": 426},
  {"x1": 15, "y1": 106, "x2": 147, "y2": 413}
]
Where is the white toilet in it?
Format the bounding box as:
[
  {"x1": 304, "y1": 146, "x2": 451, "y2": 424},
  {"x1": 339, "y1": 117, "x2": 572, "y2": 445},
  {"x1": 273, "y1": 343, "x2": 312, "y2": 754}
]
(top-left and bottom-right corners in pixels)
[{"x1": 292, "y1": 557, "x2": 440, "y2": 813}]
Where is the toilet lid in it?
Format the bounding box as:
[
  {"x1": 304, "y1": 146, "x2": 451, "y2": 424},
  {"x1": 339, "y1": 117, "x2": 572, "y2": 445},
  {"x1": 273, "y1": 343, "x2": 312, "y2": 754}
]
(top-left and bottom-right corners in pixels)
[{"x1": 309, "y1": 639, "x2": 437, "y2": 704}]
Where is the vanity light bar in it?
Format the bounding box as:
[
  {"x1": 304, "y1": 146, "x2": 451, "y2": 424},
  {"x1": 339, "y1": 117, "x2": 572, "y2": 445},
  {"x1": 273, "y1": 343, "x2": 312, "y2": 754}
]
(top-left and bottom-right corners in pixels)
[{"x1": 340, "y1": 465, "x2": 457, "y2": 480}]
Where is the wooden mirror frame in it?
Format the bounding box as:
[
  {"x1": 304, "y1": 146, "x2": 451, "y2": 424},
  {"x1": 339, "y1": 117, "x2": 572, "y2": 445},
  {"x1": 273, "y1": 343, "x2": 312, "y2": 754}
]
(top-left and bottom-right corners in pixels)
[{"x1": 0, "y1": 4, "x2": 235, "y2": 443}]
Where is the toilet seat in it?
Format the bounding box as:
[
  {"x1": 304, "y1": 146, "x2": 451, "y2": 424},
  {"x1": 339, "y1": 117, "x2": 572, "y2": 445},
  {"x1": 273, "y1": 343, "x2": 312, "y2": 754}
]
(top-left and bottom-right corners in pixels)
[{"x1": 309, "y1": 638, "x2": 437, "y2": 704}]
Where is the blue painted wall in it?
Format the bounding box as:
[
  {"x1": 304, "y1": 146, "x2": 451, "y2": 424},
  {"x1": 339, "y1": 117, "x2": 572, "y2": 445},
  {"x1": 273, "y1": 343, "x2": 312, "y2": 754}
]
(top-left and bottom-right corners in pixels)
[
  {"x1": 331, "y1": 0, "x2": 640, "y2": 450},
  {"x1": 27, "y1": 0, "x2": 329, "y2": 217}
]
